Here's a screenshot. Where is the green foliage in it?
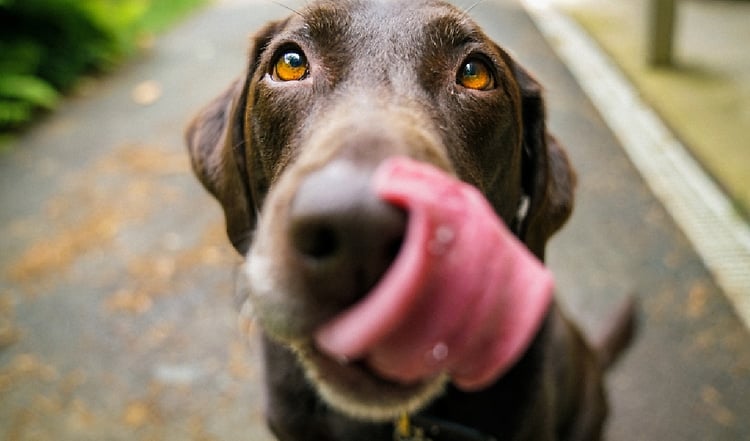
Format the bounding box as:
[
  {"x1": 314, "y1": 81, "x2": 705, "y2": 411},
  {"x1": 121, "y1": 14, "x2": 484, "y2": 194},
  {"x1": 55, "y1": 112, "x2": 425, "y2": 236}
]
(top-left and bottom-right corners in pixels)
[
  {"x1": 0, "y1": 0, "x2": 205, "y2": 131},
  {"x1": 0, "y1": 74, "x2": 59, "y2": 126},
  {"x1": 134, "y1": 0, "x2": 207, "y2": 34}
]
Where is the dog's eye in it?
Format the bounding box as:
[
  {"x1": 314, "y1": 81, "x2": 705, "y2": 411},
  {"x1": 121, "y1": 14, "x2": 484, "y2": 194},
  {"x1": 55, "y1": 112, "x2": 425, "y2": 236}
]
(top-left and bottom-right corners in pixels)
[
  {"x1": 273, "y1": 50, "x2": 309, "y2": 82},
  {"x1": 457, "y1": 58, "x2": 495, "y2": 91}
]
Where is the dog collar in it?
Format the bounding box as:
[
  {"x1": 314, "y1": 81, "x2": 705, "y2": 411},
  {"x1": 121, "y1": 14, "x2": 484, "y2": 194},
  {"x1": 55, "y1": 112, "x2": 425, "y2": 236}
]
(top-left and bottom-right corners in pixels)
[{"x1": 394, "y1": 413, "x2": 498, "y2": 441}]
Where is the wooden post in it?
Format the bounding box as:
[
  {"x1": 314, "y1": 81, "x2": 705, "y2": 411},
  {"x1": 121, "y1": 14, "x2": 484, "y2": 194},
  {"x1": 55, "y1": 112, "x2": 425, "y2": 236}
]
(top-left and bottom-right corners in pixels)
[{"x1": 648, "y1": 0, "x2": 677, "y2": 66}]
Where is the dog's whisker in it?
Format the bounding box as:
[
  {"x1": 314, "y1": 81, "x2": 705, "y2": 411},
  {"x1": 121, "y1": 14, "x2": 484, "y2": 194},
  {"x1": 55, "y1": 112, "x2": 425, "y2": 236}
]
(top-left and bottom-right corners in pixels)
[
  {"x1": 462, "y1": 0, "x2": 486, "y2": 16},
  {"x1": 267, "y1": 0, "x2": 304, "y2": 17},
  {"x1": 230, "y1": 139, "x2": 246, "y2": 152}
]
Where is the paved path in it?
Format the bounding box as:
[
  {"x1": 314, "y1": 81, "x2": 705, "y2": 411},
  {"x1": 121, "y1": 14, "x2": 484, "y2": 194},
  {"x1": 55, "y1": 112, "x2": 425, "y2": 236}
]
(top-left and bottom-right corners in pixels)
[{"x1": 1, "y1": 1, "x2": 748, "y2": 440}]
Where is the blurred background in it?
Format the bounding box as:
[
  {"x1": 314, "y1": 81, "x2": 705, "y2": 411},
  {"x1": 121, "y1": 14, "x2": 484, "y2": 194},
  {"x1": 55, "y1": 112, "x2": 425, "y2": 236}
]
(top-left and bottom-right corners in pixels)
[
  {"x1": 1, "y1": 0, "x2": 748, "y2": 440},
  {"x1": 0, "y1": 0, "x2": 207, "y2": 137},
  {"x1": 550, "y1": 0, "x2": 749, "y2": 228}
]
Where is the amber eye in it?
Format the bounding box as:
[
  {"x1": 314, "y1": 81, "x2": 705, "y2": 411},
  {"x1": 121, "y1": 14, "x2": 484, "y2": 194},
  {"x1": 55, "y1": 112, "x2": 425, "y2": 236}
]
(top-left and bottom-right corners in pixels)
[
  {"x1": 457, "y1": 58, "x2": 495, "y2": 90},
  {"x1": 273, "y1": 49, "x2": 309, "y2": 81}
]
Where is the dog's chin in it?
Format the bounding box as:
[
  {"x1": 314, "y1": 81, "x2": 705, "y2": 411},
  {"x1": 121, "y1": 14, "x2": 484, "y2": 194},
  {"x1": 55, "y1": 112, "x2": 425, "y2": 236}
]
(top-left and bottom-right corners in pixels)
[{"x1": 287, "y1": 341, "x2": 448, "y2": 423}]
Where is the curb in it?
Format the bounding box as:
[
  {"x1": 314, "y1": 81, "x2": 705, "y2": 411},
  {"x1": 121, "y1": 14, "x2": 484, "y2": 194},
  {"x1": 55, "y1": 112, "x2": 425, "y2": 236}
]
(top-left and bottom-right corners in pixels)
[{"x1": 521, "y1": 0, "x2": 750, "y2": 329}]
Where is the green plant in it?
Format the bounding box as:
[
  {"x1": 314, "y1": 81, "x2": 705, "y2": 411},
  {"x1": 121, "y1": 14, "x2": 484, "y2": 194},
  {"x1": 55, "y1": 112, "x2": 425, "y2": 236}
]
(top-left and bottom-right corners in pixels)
[{"x1": 0, "y1": 0, "x2": 204, "y2": 132}]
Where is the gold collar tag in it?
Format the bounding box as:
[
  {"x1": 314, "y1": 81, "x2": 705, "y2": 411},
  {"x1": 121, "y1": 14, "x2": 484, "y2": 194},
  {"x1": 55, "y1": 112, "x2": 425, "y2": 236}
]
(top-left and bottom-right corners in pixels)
[{"x1": 394, "y1": 413, "x2": 432, "y2": 441}]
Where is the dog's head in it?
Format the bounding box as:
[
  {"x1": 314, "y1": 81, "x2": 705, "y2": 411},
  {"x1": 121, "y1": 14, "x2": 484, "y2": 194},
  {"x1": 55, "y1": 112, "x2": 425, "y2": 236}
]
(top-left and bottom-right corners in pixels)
[{"x1": 187, "y1": 0, "x2": 574, "y2": 422}]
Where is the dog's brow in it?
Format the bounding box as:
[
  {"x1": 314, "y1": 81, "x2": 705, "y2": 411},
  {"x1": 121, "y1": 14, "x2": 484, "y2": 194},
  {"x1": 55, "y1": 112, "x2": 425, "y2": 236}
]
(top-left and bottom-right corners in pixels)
[
  {"x1": 301, "y1": 3, "x2": 350, "y2": 43},
  {"x1": 425, "y1": 15, "x2": 481, "y2": 49}
]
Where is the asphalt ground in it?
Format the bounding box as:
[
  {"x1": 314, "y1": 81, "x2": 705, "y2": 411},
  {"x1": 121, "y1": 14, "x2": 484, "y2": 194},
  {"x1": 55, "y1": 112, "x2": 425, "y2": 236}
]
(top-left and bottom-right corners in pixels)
[{"x1": 1, "y1": 1, "x2": 748, "y2": 440}]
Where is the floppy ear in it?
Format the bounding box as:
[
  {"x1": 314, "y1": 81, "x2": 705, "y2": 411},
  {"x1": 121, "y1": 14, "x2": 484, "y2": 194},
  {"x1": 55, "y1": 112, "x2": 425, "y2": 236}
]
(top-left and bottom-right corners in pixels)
[
  {"x1": 185, "y1": 21, "x2": 284, "y2": 255},
  {"x1": 509, "y1": 58, "x2": 576, "y2": 261}
]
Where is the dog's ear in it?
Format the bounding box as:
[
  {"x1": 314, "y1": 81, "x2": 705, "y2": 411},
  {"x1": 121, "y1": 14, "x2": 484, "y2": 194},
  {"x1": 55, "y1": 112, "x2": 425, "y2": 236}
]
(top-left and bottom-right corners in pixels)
[
  {"x1": 507, "y1": 57, "x2": 576, "y2": 261},
  {"x1": 185, "y1": 21, "x2": 283, "y2": 255}
]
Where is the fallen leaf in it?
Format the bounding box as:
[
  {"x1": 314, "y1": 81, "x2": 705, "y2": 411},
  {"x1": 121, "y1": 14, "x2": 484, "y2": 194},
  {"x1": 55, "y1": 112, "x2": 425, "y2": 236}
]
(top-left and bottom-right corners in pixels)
[
  {"x1": 0, "y1": 322, "x2": 20, "y2": 348},
  {"x1": 6, "y1": 210, "x2": 121, "y2": 284},
  {"x1": 686, "y1": 282, "x2": 709, "y2": 319},
  {"x1": 70, "y1": 398, "x2": 96, "y2": 429},
  {"x1": 131, "y1": 80, "x2": 162, "y2": 106},
  {"x1": 106, "y1": 289, "x2": 153, "y2": 315},
  {"x1": 701, "y1": 385, "x2": 736, "y2": 427},
  {"x1": 123, "y1": 401, "x2": 151, "y2": 427}
]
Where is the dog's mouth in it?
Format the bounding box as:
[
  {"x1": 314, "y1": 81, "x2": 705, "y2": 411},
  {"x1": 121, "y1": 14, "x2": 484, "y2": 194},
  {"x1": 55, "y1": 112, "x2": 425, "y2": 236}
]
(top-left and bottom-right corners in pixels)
[{"x1": 289, "y1": 340, "x2": 449, "y2": 422}]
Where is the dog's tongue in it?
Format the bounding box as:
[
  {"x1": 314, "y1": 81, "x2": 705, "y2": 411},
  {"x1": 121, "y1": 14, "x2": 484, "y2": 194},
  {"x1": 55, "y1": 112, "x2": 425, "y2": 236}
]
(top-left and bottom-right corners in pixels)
[{"x1": 314, "y1": 157, "x2": 553, "y2": 391}]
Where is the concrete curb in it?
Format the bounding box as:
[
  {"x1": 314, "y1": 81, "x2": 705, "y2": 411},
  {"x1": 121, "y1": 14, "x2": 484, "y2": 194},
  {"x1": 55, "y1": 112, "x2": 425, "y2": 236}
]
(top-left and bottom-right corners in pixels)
[{"x1": 521, "y1": 0, "x2": 750, "y2": 329}]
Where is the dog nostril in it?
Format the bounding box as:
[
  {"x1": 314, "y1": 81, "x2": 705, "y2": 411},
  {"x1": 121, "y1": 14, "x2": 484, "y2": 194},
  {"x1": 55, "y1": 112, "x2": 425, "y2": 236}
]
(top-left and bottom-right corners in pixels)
[{"x1": 293, "y1": 222, "x2": 340, "y2": 261}]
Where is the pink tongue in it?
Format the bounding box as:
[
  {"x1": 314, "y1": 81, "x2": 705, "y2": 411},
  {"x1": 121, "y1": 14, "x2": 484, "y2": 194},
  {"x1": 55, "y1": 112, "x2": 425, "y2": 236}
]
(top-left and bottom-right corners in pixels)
[{"x1": 314, "y1": 157, "x2": 553, "y2": 391}]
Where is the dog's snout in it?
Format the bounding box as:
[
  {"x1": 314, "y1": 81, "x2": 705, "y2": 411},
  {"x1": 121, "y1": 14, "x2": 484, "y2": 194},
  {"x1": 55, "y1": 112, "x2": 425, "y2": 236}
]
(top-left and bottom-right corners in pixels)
[{"x1": 288, "y1": 161, "x2": 406, "y2": 308}]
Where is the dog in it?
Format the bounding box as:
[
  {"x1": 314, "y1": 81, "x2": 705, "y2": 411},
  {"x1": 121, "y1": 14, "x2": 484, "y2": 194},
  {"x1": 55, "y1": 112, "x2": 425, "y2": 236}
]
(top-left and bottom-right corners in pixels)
[{"x1": 186, "y1": 1, "x2": 635, "y2": 439}]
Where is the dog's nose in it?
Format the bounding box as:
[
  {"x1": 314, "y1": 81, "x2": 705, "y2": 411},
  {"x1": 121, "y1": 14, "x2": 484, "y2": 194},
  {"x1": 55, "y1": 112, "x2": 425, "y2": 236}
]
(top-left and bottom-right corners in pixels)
[{"x1": 288, "y1": 161, "x2": 406, "y2": 308}]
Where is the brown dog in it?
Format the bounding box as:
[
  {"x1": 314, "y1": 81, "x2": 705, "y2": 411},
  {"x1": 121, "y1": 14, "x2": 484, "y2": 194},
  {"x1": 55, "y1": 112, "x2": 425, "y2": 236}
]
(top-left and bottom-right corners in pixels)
[{"x1": 186, "y1": 1, "x2": 634, "y2": 439}]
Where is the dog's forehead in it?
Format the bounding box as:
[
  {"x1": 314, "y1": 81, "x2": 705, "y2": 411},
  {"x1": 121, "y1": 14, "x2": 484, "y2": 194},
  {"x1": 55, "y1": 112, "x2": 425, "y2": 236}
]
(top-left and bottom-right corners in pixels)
[{"x1": 293, "y1": 0, "x2": 482, "y2": 54}]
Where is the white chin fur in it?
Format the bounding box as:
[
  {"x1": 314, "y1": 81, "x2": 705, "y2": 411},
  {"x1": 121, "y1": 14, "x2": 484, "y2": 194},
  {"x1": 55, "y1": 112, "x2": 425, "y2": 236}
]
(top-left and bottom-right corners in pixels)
[{"x1": 290, "y1": 342, "x2": 449, "y2": 422}]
